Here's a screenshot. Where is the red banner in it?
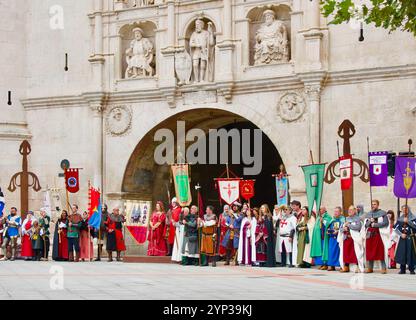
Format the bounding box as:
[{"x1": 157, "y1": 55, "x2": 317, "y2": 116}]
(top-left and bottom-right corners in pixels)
[
  {"x1": 126, "y1": 226, "x2": 148, "y2": 244},
  {"x1": 340, "y1": 154, "x2": 353, "y2": 190},
  {"x1": 65, "y1": 168, "x2": 80, "y2": 193},
  {"x1": 240, "y1": 180, "x2": 255, "y2": 200}
]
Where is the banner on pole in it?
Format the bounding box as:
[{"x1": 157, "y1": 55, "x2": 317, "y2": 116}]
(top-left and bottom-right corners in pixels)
[
  {"x1": 275, "y1": 176, "x2": 288, "y2": 206},
  {"x1": 217, "y1": 179, "x2": 241, "y2": 205},
  {"x1": 340, "y1": 155, "x2": 353, "y2": 190},
  {"x1": 301, "y1": 164, "x2": 326, "y2": 213},
  {"x1": 393, "y1": 157, "x2": 416, "y2": 198},
  {"x1": 240, "y1": 180, "x2": 255, "y2": 201},
  {"x1": 65, "y1": 168, "x2": 80, "y2": 193},
  {"x1": 369, "y1": 151, "x2": 388, "y2": 187},
  {"x1": 88, "y1": 186, "x2": 102, "y2": 229},
  {"x1": 171, "y1": 164, "x2": 192, "y2": 207}
]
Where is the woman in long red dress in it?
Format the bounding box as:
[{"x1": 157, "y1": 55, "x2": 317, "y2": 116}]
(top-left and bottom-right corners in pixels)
[
  {"x1": 147, "y1": 201, "x2": 168, "y2": 256},
  {"x1": 52, "y1": 210, "x2": 69, "y2": 261},
  {"x1": 387, "y1": 210, "x2": 397, "y2": 269},
  {"x1": 21, "y1": 212, "x2": 35, "y2": 260}
]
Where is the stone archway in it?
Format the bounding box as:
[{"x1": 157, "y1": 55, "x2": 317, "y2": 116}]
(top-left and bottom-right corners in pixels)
[{"x1": 121, "y1": 108, "x2": 285, "y2": 211}]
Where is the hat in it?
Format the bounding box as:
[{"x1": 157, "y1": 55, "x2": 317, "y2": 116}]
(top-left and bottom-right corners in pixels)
[
  {"x1": 262, "y1": 9, "x2": 275, "y2": 18},
  {"x1": 171, "y1": 197, "x2": 178, "y2": 204},
  {"x1": 132, "y1": 27, "x2": 144, "y2": 35}
]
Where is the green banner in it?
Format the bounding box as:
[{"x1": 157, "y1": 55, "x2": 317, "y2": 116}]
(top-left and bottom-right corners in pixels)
[
  {"x1": 171, "y1": 164, "x2": 192, "y2": 207},
  {"x1": 301, "y1": 164, "x2": 326, "y2": 215}
]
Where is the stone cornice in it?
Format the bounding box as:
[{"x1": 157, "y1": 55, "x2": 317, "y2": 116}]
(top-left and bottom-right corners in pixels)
[{"x1": 20, "y1": 64, "x2": 416, "y2": 110}]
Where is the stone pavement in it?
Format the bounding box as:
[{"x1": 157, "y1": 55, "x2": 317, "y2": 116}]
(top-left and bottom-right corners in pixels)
[{"x1": 0, "y1": 260, "x2": 414, "y2": 300}]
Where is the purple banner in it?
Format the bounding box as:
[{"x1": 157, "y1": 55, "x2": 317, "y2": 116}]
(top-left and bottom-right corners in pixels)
[
  {"x1": 393, "y1": 157, "x2": 416, "y2": 198},
  {"x1": 369, "y1": 151, "x2": 388, "y2": 187}
]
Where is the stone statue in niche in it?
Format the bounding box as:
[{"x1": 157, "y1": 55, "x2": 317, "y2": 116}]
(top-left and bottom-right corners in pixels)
[
  {"x1": 254, "y1": 9, "x2": 289, "y2": 65},
  {"x1": 125, "y1": 27, "x2": 154, "y2": 78},
  {"x1": 189, "y1": 19, "x2": 215, "y2": 83}
]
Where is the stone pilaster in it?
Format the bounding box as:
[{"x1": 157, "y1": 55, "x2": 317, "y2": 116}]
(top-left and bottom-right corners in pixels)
[{"x1": 304, "y1": 83, "x2": 322, "y2": 163}]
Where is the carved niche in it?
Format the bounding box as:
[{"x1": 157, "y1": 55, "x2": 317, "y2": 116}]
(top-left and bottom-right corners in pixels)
[
  {"x1": 119, "y1": 22, "x2": 157, "y2": 79},
  {"x1": 247, "y1": 5, "x2": 291, "y2": 66}
]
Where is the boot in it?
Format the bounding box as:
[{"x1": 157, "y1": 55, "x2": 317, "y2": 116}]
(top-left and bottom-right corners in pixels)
[
  {"x1": 320, "y1": 265, "x2": 328, "y2": 270},
  {"x1": 10, "y1": 245, "x2": 16, "y2": 261},
  {"x1": 108, "y1": 251, "x2": 113, "y2": 262},
  {"x1": 212, "y1": 257, "x2": 217, "y2": 267},
  {"x1": 380, "y1": 269, "x2": 387, "y2": 274},
  {"x1": 327, "y1": 266, "x2": 335, "y2": 271},
  {"x1": 75, "y1": 252, "x2": 80, "y2": 262},
  {"x1": 95, "y1": 244, "x2": 102, "y2": 261},
  {"x1": 116, "y1": 251, "x2": 122, "y2": 262},
  {"x1": 68, "y1": 252, "x2": 74, "y2": 262},
  {"x1": 365, "y1": 268, "x2": 373, "y2": 273},
  {"x1": 340, "y1": 266, "x2": 350, "y2": 273}
]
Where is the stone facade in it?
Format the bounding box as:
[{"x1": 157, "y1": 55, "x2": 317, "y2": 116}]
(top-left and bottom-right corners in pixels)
[{"x1": 1, "y1": 0, "x2": 416, "y2": 219}]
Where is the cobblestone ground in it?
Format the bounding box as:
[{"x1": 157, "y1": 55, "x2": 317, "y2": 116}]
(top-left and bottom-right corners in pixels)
[{"x1": 0, "y1": 260, "x2": 414, "y2": 300}]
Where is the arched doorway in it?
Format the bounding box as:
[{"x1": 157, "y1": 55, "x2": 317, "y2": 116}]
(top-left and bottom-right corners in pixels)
[{"x1": 122, "y1": 108, "x2": 284, "y2": 212}]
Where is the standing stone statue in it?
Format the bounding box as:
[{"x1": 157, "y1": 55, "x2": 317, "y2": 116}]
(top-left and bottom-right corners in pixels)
[
  {"x1": 189, "y1": 19, "x2": 215, "y2": 83},
  {"x1": 254, "y1": 10, "x2": 289, "y2": 65},
  {"x1": 125, "y1": 27, "x2": 154, "y2": 78}
]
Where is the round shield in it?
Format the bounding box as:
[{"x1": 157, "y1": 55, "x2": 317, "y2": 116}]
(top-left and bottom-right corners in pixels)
[{"x1": 61, "y1": 159, "x2": 70, "y2": 170}]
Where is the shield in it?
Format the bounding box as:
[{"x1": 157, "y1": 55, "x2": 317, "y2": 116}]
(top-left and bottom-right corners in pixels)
[
  {"x1": 174, "y1": 50, "x2": 192, "y2": 85},
  {"x1": 217, "y1": 179, "x2": 240, "y2": 205},
  {"x1": 64, "y1": 168, "x2": 80, "y2": 194}
]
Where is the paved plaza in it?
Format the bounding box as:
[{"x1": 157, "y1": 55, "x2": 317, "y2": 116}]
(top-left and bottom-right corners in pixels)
[{"x1": 0, "y1": 261, "x2": 414, "y2": 300}]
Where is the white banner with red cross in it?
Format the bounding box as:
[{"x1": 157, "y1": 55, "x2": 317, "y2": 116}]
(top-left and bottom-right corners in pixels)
[{"x1": 216, "y1": 178, "x2": 242, "y2": 205}]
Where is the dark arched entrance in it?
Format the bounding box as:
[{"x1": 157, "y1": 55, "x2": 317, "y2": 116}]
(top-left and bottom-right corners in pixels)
[{"x1": 122, "y1": 108, "x2": 284, "y2": 212}]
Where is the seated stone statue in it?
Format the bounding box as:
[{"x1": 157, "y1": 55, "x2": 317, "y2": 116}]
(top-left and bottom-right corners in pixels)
[
  {"x1": 132, "y1": 0, "x2": 154, "y2": 7},
  {"x1": 125, "y1": 27, "x2": 154, "y2": 78},
  {"x1": 254, "y1": 9, "x2": 289, "y2": 65}
]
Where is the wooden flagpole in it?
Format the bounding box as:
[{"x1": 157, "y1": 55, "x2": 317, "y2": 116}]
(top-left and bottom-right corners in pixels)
[{"x1": 367, "y1": 137, "x2": 374, "y2": 206}]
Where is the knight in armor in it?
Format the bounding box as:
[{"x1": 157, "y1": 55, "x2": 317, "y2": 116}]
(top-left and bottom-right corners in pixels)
[
  {"x1": 38, "y1": 208, "x2": 51, "y2": 261},
  {"x1": 0, "y1": 207, "x2": 22, "y2": 261},
  {"x1": 363, "y1": 200, "x2": 389, "y2": 274},
  {"x1": 394, "y1": 205, "x2": 416, "y2": 274},
  {"x1": 198, "y1": 205, "x2": 217, "y2": 267},
  {"x1": 105, "y1": 207, "x2": 126, "y2": 262}
]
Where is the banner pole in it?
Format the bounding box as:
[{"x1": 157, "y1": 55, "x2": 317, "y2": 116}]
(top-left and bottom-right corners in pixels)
[{"x1": 367, "y1": 137, "x2": 373, "y2": 205}]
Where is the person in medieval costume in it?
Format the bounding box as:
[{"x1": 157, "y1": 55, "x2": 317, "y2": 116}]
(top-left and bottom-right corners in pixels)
[
  {"x1": 198, "y1": 205, "x2": 218, "y2": 267},
  {"x1": 322, "y1": 207, "x2": 345, "y2": 271},
  {"x1": 310, "y1": 206, "x2": 332, "y2": 269},
  {"x1": 222, "y1": 202, "x2": 244, "y2": 265},
  {"x1": 218, "y1": 205, "x2": 229, "y2": 259},
  {"x1": 172, "y1": 207, "x2": 188, "y2": 263},
  {"x1": 181, "y1": 205, "x2": 199, "y2": 266},
  {"x1": 21, "y1": 212, "x2": 35, "y2": 260},
  {"x1": 387, "y1": 210, "x2": 398, "y2": 269},
  {"x1": 52, "y1": 210, "x2": 69, "y2": 261},
  {"x1": 106, "y1": 208, "x2": 126, "y2": 262},
  {"x1": 363, "y1": 199, "x2": 389, "y2": 274},
  {"x1": 272, "y1": 205, "x2": 282, "y2": 265},
  {"x1": 260, "y1": 205, "x2": 275, "y2": 267},
  {"x1": 394, "y1": 205, "x2": 416, "y2": 274},
  {"x1": 147, "y1": 201, "x2": 168, "y2": 256},
  {"x1": 238, "y1": 207, "x2": 257, "y2": 266},
  {"x1": 67, "y1": 205, "x2": 82, "y2": 262},
  {"x1": 38, "y1": 208, "x2": 51, "y2": 261},
  {"x1": 296, "y1": 206, "x2": 312, "y2": 268},
  {"x1": 339, "y1": 205, "x2": 365, "y2": 273},
  {"x1": 276, "y1": 205, "x2": 297, "y2": 267},
  {"x1": 31, "y1": 220, "x2": 43, "y2": 261},
  {"x1": 94, "y1": 204, "x2": 109, "y2": 261},
  {"x1": 1, "y1": 207, "x2": 22, "y2": 261},
  {"x1": 356, "y1": 204, "x2": 365, "y2": 218},
  {"x1": 79, "y1": 211, "x2": 94, "y2": 262},
  {"x1": 168, "y1": 198, "x2": 182, "y2": 256},
  {"x1": 254, "y1": 208, "x2": 268, "y2": 266},
  {"x1": 291, "y1": 200, "x2": 302, "y2": 219}
]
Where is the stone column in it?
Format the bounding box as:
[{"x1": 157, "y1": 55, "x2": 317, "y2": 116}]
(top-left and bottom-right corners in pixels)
[
  {"x1": 305, "y1": 84, "x2": 321, "y2": 163},
  {"x1": 167, "y1": 0, "x2": 175, "y2": 48},
  {"x1": 89, "y1": 0, "x2": 105, "y2": 91},
  {"x1": 308, "y1": 0, "x2": 321, "y2": 29},
  {"x1": 90, "y1": 104, "x2": 105, "y2": 190},
  {"x1": 223, "y1": 0, "x2": 232, "y2": 40}
]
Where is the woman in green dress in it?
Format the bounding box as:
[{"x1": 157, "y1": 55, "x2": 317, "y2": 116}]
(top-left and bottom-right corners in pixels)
[{"x1": 296, "y1": 206, "x2": 310, "y2": 267}]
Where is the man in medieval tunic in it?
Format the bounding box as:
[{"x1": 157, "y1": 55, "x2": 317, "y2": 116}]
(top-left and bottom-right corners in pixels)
[
  {"x1": 198, "y1": 205, "x2": 218, "y2": 267},
  {"x1": 181, "y1": 205, "x2": 199, "y2": 266},
  {"x1": 94, "y1": 204, "x2": 108, "y2": 261},
  {"x1": 125, "y1": 27, "x2": 154, "y2": 78},
  {"x1": 277, "y1": 205, "x2": 297, "y2": 267},
  {"x1": 39, "y1": 208, "x2": 51, "y2": 261},
  {"x1": 218, "y1": 205, "x2": 229, "y2": 259},
  {"x1": 310, "y1": 206, "x2": 332, "y2": 270},
  {"x1": 168, "y1": 198, "x2": 182, "y2": 256},
  {"x1": 1, "y1": 207, "x2": 22, "y2": 261},
  {"x1": 105, "y1": 208, "x2": 126, "y2": 262},
  {"x1": 172, "y1": 207, "x2": 188, "y2": 263},
  {"x1": 222, "y1": 202, "x2": 244, "y2": 265},
  {"x1": 322, "y1": 207, "x2": 345, "y2": 271},
  {"x1": 394, "y1": 205, "x2": 416, "y2": 274},
  {"x1": 363, "y1": 200, "x2": 389, "y2": 274},
  {"x1": 339, "y1": 205, "x2": 365, "y2": 273},
  {"x1": 67, "y1": 205, "x2": 82, "y2": 262}
]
